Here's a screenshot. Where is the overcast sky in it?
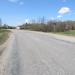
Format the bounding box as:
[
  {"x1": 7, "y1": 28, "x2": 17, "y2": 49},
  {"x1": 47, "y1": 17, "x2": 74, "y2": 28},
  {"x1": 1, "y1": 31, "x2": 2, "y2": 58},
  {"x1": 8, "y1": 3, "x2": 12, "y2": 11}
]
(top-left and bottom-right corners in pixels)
[{"x1": 0, "y1": 0, "x2": 75, "y2": 26}]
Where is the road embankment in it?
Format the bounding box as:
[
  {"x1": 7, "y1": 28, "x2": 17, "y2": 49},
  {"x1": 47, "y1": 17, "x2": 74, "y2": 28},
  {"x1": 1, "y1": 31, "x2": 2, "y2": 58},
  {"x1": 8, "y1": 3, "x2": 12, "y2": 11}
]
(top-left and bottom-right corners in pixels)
[
  {"x1": 27, "y1": 30, "x2": 75, "y2": 43},
  {"x1": 49, "y1": 33, "x2": 75, "y2": 43}
]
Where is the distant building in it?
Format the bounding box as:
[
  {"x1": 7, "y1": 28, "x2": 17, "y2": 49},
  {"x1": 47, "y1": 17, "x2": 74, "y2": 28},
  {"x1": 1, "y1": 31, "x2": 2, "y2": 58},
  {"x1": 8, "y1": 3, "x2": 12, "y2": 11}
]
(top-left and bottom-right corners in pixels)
[{"x1": 16, "y1": 27, "x2": 20, "y2": 29}]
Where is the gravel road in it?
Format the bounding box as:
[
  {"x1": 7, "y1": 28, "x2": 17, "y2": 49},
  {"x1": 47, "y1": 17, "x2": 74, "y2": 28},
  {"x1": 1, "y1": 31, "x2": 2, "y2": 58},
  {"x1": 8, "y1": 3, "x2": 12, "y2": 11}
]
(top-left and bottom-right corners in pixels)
[{"x1": 0, "y1": 30, "x2": 75, "y2": 75}]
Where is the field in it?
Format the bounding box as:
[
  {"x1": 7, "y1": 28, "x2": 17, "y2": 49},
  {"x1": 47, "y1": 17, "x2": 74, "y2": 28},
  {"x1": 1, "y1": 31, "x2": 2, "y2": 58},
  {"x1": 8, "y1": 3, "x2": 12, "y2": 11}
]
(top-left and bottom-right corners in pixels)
[
  {"x1": 0, "y1": 29, "x2": 10, "y2": 45},
  {"x1": 56, "y1": 30, "x2": 75, "y2": 36}
]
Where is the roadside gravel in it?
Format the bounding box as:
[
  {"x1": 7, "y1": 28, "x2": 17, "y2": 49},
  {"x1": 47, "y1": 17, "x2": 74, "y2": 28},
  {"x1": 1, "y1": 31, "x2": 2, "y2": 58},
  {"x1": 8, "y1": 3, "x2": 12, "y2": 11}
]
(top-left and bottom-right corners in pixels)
[{"x1": 0, "y1": 32, "x2": 14, "y2": 75}]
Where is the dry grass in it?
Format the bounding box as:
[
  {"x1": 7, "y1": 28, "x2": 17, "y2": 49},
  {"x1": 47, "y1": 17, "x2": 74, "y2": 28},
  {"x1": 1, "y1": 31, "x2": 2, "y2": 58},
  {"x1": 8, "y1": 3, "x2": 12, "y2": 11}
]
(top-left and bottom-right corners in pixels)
[{"x1": 0, "y1": 29, "x2": 10, "y2": 45}]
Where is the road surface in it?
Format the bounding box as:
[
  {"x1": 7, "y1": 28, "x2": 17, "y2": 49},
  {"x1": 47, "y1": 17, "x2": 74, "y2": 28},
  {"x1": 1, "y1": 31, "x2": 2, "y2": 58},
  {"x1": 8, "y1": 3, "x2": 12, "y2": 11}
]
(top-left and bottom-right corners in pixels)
[{"x1": 0, "y1": 30, "x2": 75, "y2": 75}]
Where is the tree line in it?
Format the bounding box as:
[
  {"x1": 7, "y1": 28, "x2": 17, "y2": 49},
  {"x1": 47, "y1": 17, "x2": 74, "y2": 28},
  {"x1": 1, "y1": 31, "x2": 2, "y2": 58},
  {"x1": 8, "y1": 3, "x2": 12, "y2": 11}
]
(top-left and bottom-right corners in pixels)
[
  {"x1": 20, "y1": 20, "x2": 75, "y2": 32},
  {"x1": 0, "y1": 18, "x2": 16, "y2": 29}
]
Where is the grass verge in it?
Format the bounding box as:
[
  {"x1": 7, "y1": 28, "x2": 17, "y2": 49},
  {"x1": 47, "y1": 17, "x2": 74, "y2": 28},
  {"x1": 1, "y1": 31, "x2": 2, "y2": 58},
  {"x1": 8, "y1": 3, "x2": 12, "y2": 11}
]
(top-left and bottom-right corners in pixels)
[
  {"x1": 0, "y1": 29, "x2": 10, "y2": 45},
  {"x1": 54, "y1": 30, "x2": 75, "y2": 36}
]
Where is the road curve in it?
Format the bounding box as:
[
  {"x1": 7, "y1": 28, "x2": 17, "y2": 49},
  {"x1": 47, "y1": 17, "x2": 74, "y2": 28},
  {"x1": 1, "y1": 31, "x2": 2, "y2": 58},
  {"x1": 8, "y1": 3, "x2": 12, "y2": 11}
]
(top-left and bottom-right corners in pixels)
[{"x1": 1, "y1": 30, "x2": 75, "y2": 75}]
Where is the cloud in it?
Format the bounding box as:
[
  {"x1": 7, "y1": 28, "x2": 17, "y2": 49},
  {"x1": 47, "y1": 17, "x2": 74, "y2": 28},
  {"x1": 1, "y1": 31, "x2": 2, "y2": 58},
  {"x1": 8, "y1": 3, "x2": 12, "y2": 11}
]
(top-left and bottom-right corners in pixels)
[
  {"x1": 57, "y1": 15, "x2": 63, "y2": 18},
  {"x1": 19, "y1": 1, "x2": 24, "y2": 5},
  {"x1": 8, "y1": 0, "x2": 19, "y2": 3},
  {"x1": 8, "y1": 0, "x2": 24, "y2": 5},
  {"x1": 58, "y1": 7, "x2": 71, "y2": 15}
]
